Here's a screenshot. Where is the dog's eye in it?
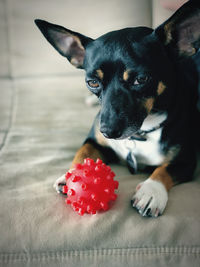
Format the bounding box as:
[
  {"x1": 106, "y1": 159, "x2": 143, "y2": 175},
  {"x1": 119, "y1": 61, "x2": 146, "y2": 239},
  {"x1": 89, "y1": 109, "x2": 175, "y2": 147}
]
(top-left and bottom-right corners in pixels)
[
  {"x1": 87, "y1": 80, "x2": 100, "y2": 89},
  {"x1": 134, "y1": 75, "x2": 148, "y2": 85}
]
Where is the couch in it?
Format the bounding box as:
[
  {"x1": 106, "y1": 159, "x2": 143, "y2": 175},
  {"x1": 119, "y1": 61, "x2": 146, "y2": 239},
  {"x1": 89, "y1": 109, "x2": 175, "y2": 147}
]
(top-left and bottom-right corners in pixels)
[{"x1": 0, "y1": 0, "x2": 200, "y2": 266}]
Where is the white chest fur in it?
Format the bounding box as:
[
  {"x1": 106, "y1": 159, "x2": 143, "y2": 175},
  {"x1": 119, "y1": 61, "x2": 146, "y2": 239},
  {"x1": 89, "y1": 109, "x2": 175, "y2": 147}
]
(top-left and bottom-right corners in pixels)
[{"x1": 107, "y1": 113, "x2": 167, "y2": 167}]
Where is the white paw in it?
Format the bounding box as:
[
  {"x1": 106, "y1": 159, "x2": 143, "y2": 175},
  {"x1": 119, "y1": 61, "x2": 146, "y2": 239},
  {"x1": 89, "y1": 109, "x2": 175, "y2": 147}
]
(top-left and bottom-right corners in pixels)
[
  {"x1": 53, "y1": 174, "x2": 66, "y2": 194},
  {"x1": 131, "y1": 178, "x2": 168, "y2": 217}
]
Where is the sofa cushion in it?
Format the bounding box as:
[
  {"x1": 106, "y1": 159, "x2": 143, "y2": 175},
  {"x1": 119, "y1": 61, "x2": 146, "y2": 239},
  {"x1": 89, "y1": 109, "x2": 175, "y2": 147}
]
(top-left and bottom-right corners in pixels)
[{"x1": 0, "y1": 75, "x2": 200, "y2": 267}]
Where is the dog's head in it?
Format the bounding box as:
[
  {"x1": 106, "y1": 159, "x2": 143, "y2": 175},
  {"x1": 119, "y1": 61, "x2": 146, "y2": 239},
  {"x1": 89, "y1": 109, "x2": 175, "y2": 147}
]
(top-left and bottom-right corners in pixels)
[{"x1": 35, "y1": 0, "x2": 200, "y2": 139}]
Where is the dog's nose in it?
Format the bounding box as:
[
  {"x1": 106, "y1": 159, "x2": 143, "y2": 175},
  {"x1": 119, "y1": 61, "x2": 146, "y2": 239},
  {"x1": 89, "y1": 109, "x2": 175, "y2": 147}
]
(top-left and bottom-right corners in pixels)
[{"x1": 100, "y1": 125, "x2": 122, "y2": 139}]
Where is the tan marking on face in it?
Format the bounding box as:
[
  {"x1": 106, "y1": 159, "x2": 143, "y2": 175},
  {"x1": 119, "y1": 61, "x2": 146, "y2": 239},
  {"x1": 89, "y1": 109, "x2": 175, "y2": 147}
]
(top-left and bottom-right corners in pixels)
[
  {"x1": 123, "y1": 70, "x2": 130, "y2": 81},
  {"x1": 96, "y1": 69, "x2": 104, "y2": 81},
  {"x1": 150, "y1": 164, "x2": 174, "y2": 191},
  {"x1": 143, "y1": 97, "x2": 155, "y2": 114},
  {"x1": 157, "y1": 81, "x2": 166, "y2": 96}
]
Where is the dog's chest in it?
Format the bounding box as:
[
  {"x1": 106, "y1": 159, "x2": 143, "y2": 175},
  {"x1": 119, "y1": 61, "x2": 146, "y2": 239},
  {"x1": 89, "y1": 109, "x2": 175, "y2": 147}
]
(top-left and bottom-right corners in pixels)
[
  {"x1": 107, "y1": 114, "x2": 166, "y2": 167},
  {"x1": 107, "y1": 129, "x2": 164, "y2": 166}
]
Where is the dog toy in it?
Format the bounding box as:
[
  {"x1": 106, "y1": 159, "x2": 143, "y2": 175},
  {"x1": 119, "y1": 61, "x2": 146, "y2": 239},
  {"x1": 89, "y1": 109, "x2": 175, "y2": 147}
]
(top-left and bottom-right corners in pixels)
[{"x1": 62, "y1": 158, "x2": 119, "y2": 216}]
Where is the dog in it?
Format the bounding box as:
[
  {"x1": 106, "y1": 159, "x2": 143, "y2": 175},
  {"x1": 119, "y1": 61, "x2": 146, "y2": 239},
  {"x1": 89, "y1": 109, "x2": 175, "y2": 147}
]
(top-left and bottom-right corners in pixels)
[{"x1": 35, "y1": 0, "x2": 200, "y2": 217}]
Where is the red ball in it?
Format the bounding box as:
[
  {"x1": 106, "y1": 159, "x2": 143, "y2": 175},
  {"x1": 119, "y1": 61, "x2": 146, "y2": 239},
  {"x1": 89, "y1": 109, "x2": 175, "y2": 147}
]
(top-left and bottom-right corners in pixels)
[{"x1": 62, "y1": 158, "x2": 119, "y2": 216}]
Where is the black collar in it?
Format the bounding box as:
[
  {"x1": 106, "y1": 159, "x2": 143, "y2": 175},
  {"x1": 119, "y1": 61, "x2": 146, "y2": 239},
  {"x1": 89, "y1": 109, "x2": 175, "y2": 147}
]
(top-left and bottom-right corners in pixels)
[{"x1": 129, "y1": 120, "x2": 166, "y2": 141}]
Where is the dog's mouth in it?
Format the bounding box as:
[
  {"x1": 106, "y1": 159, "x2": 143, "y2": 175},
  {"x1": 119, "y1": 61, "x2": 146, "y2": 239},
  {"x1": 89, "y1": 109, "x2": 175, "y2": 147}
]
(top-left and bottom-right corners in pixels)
[
  {"x1": 128, "y1": 131, "x2": 148, "y2": 141},
  {"x1": 108, "y1": 126, "x2": 142, "y2": 141},
  {"x1": 113, "y1": 130, "x2": 145, "y2": 141},
  {"x1": 109, "y1": 112, "x2": 168, "y2": 141},
  {"x1": 100, "y1": 120, "x2": 144, "y2": 140}
]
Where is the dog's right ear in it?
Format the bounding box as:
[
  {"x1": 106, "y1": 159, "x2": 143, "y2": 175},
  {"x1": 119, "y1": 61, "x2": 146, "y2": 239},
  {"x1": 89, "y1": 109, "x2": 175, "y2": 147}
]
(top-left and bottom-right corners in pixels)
[
  {"x1": 154, "y1": 0, "x2": 200, "y2": 57},
  {"x1": 34, "y1": 19, "x2": 93, "y2": 69}
]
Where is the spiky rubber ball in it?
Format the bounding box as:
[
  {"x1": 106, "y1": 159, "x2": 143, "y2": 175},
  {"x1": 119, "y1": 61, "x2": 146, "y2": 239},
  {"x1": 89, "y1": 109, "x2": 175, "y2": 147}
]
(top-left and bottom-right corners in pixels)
[{"x1": 62, "y1": 158, "x2": 119, "y2": 216}]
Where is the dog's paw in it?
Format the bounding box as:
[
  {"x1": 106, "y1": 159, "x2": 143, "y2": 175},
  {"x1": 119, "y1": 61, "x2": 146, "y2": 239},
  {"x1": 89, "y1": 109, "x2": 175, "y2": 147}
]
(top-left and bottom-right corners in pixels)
[
  {"x1": 131, "y1": 178, "x2": 168, "y2": 217},
  {"x1": 53, "y1": 174, "x2": 66, "y2": 194}
]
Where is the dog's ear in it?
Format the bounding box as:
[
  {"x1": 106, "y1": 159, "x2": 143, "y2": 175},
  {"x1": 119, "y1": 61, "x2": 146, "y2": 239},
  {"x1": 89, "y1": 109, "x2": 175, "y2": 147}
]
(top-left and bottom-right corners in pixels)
[
  {"x1": 34, "y1": 19, "x2": 93, "y2": 69},
  {"x1": 155, "y1": 0, "x2": 200, "y2": 57}
]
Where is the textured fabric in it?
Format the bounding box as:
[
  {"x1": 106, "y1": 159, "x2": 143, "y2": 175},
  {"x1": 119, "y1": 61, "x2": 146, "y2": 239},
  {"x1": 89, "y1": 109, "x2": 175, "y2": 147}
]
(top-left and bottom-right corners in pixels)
[
  {"x1": 0, "y1": 76, "x2": 200, "y2": 267},
  {"x1": 0, "y1": 0, "x2": 200, "y2": 266}
]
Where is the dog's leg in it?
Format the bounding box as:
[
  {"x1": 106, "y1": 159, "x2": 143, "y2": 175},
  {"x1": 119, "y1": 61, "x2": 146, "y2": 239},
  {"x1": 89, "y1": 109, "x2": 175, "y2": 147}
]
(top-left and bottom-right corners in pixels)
[
  {"x1": 53, "y1": 142, "x2": 105, "y2": 193},
  {"x1": 131, "y1": 164, "x2": 174, "y2": 217},
  {"x1": 70, "y1": 142, "x2": 104, "y2": 168}
]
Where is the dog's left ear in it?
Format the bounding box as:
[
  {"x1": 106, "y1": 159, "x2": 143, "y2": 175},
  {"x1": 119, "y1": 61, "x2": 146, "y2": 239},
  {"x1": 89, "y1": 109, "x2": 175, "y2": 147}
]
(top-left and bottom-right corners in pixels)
[
  {"x1": 155, "y1": 0, "x2": 200, "y2": 57},
  {"x1": 35, "y1": 19, "x2": 93, "y2": 69}
]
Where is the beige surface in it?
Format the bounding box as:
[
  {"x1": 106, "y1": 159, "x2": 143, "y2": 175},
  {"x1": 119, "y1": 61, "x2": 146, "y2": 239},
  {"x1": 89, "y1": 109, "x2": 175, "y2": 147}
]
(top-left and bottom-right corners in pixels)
[
  {"x1": 0, "y1": 75, "x2": 200, "y2": 266},
  {"x1": 1, "y1": 0, "x2": 152, "y2": 78},
  {"x1": 0, "y1": 0, "x2": 200, "y2": 266},
  {"x1": 152, "y1": 0, "x2": 173, "y2": 27},
  {"x1": 0, "y1": 1, "x2": 10, "y2": 77}
]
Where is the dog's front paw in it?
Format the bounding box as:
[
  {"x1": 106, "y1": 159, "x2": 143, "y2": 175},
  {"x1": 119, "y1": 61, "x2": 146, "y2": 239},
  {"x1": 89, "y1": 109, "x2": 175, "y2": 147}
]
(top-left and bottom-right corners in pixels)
[
  {"x1": 53, "y1": 174, "x2": 66, "y2": 194},
  {"x1": 131, "y1": 178, "x2": 168, "y2": 217}
]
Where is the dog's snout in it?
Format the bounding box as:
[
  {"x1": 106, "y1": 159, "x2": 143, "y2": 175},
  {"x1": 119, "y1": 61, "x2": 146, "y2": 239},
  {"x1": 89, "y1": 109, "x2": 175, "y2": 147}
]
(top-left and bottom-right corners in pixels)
[{"x1": 100, "y1": 125, "x2": 122, "y2": 139}]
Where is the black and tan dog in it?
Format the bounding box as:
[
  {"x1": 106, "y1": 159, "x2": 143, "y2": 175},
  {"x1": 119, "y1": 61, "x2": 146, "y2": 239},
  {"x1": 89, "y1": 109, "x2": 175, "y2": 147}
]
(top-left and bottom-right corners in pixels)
[{"x1": 35, "y1": 0, "x2": 200, "y2": 217}]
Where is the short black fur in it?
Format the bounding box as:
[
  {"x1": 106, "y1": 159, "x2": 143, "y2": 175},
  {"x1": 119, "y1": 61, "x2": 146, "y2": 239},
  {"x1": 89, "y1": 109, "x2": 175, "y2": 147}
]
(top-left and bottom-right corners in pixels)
[{"x1": 35, "y1": 0, "x2": 200, "y2": 189}]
